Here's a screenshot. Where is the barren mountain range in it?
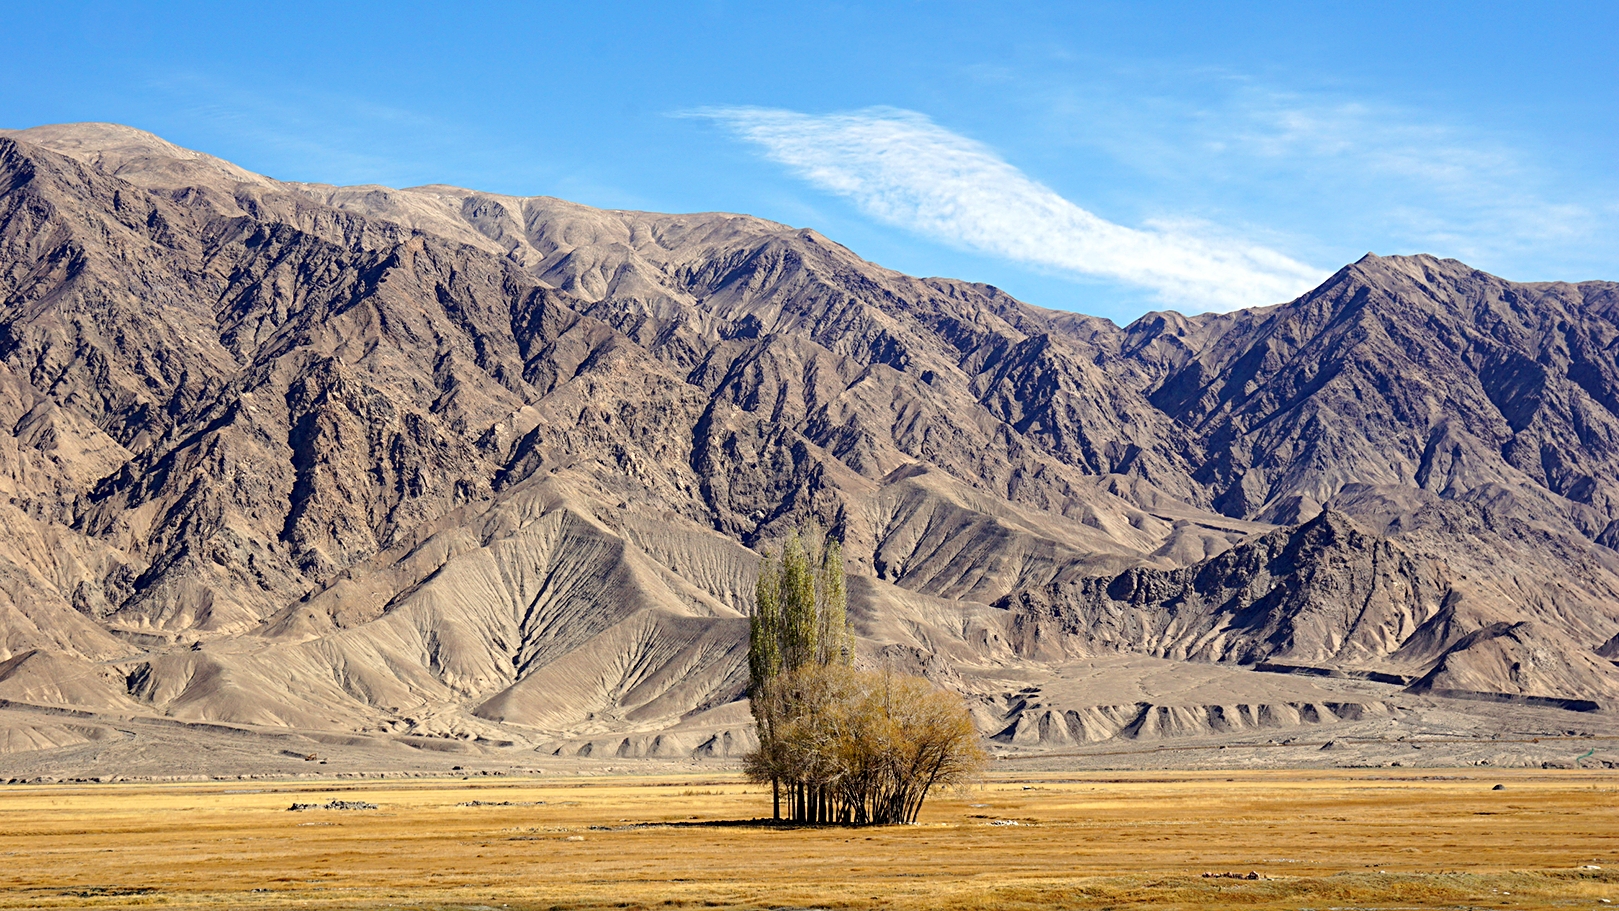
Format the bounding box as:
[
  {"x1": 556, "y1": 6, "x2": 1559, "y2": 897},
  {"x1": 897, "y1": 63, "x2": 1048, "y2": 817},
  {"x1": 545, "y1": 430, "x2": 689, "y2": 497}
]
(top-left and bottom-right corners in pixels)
[{"x1": 2, "y1": 123, "x2": 1617, "y2": 773}]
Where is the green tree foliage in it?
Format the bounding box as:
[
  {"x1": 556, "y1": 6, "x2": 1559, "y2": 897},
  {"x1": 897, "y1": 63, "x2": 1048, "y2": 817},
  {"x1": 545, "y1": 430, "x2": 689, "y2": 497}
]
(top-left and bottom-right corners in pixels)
[
  {"x1": 749, "y1": 528, "x2": 850, "y2": 686},
  {"x1": 747, "y1": 527, "x2": 984, "y2": 825}
]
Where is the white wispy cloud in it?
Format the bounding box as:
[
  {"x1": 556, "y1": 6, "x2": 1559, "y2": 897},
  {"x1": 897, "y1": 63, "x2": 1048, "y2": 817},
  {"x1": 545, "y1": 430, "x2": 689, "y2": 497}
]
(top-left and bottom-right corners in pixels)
[
  {"x1": 1042, "y1": 78, "x2": 1611, "y2": 277},
  {"x1": 694, "y1": 106, "x2": 1326, "y2": 311},
  {"x1": 1222, "y1": 93, "x2": 1600, "y2": 259}
]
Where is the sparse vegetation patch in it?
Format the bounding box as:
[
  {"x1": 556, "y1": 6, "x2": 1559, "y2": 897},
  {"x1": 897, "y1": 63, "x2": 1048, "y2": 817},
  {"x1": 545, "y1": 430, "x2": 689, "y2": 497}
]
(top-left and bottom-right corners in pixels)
[{"x1": 746, "y1": 528, "x2": 985, "y2": 824}]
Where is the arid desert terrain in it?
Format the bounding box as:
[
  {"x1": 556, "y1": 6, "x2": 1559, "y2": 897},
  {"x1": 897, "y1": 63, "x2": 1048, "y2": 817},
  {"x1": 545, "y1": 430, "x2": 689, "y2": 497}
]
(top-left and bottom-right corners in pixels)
[
  {"x1": 3, "y1": 124, "x2": 1619, "y2": 770},
  {"x1": 4, "y1": 122, "x2": 1619, "y2": 909},
  {"x1": 2, "y1": 770, "x2": 1617, "y2": 910}
]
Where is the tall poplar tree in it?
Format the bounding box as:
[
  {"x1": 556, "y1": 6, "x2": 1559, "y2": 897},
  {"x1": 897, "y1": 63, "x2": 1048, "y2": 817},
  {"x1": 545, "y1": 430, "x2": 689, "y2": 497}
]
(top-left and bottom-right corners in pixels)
[
  {"x1": 748, "y1": 526, "x2": 850, "y2": 819},
  {"x1": 750, "y1": 526, "x2": 849, "y2": 680}
]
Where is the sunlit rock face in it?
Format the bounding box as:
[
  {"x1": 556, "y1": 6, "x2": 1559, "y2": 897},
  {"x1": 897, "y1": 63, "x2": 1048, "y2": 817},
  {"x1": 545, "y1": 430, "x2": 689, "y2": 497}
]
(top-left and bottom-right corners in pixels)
[{"x1": 1, "y1": 123, "x2": 1617, "y2": 762}]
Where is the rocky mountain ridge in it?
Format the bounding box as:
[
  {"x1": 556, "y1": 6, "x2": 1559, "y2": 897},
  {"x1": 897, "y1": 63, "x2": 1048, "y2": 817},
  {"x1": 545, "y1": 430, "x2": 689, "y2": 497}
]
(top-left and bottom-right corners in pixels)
[{"x1": 1, "y1": 122, "x2": 1617, "y2": 768}]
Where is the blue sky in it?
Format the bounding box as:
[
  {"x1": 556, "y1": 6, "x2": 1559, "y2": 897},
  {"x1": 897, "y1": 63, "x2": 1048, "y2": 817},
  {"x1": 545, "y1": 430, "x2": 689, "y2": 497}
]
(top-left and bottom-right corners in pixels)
[{"x1": 2, "y1": 1, "x2": 1615, "y2": 322}]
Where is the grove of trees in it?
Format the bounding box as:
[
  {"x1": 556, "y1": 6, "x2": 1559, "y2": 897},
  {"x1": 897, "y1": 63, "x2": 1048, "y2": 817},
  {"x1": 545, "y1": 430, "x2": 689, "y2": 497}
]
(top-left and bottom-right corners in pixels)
[{"x1": 745, "y1": 528, "x2": 985, "y2": 825}]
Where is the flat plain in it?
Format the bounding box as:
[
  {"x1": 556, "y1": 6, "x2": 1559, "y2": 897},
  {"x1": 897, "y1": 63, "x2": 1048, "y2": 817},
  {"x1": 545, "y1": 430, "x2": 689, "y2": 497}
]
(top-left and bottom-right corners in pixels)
[{"x1": 1, "y1": 770, "x2": 1617, "y2": 910}]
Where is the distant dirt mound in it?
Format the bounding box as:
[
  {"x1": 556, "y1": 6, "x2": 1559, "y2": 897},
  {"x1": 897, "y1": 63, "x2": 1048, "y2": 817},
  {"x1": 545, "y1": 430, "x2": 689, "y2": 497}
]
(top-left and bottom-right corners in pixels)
[{"x1": 0, "y1": 719, "x2": 116, "y2": 754}]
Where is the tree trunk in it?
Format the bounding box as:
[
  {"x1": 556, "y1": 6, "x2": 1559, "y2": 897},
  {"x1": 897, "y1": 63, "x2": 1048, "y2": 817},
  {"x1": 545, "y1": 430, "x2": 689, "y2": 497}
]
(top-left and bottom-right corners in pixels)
[{"x1": 772, "y1": 777, "x2": 780, "y2": 821}]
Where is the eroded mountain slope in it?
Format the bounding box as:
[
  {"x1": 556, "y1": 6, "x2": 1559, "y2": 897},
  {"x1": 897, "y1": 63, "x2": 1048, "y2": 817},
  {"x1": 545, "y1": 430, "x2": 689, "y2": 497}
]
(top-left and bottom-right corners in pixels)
[{"x1": 0, "y1": 123, "x2": 1616, "y2": 765}]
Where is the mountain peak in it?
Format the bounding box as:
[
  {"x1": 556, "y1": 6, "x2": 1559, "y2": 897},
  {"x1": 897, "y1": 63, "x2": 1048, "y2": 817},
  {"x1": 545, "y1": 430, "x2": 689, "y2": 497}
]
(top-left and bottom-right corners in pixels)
[{"x1": 1, "y1": 121, "x2": 275, "y2": 190}]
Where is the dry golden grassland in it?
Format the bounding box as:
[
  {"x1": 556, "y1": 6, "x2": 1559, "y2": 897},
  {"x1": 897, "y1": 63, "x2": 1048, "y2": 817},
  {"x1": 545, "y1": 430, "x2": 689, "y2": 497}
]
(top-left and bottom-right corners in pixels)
[{"x1": 2, "y1": 769, "x2": 1616, "y2": 909}]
